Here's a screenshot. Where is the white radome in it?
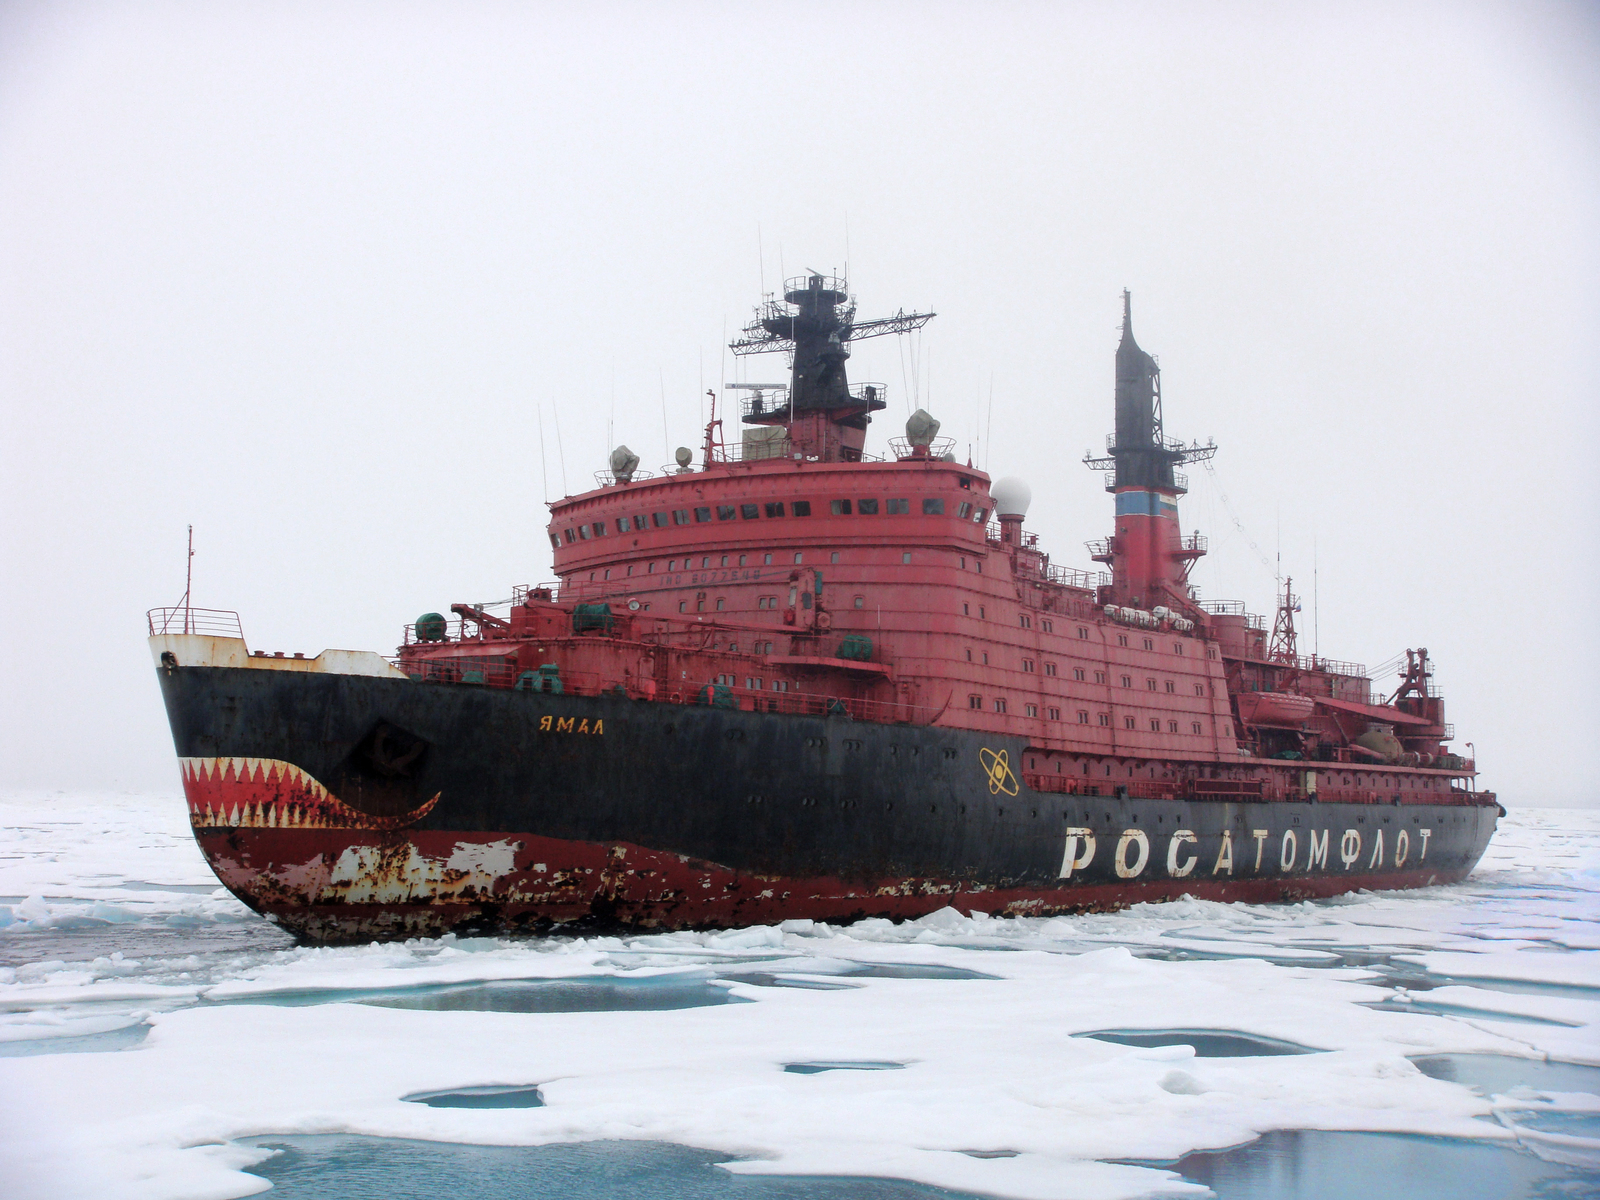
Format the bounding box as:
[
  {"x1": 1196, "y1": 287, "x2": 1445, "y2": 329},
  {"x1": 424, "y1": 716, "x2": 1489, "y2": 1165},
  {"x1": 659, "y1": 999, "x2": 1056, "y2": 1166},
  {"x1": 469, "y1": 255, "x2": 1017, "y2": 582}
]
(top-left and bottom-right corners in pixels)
[{"x1": 989, "y1": 476, "x2": 1032, "y2": 517}]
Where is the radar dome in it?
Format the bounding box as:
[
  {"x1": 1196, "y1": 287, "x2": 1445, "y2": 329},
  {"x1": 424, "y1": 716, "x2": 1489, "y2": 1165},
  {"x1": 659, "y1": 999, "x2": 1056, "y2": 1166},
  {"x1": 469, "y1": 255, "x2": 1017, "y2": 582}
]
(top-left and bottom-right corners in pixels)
[
  {"x1": 905, "y1": 408, "x2": 941, "y2": 447},
  {"x1": 674, "y1": 446, "x2": 693, "y2": 468},
  {"x1": 610, "y1": 445, "x2": 640, "y2": 482},
  {"x1": 990, "y1": 476, "x2": 1032, "y2": 518}
]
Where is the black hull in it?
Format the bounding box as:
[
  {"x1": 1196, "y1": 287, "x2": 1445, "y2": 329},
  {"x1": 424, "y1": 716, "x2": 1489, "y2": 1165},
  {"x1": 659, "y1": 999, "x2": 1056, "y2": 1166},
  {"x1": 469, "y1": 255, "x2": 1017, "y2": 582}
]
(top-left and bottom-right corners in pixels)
[{"x1": 157, "y1": 665, "x2": 1500, "y2": 942}]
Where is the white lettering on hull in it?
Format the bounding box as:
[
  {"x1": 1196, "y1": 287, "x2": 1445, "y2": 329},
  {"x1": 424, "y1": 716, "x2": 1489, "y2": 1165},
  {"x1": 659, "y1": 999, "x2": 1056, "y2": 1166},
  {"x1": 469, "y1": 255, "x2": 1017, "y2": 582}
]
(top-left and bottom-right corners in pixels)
[
  {"x1": 1114, "y1": 830, "x2": 1150, "y2": 878},
  {"x1": 1167, "y1": 830, "x2": 1198, "y2": 877}
]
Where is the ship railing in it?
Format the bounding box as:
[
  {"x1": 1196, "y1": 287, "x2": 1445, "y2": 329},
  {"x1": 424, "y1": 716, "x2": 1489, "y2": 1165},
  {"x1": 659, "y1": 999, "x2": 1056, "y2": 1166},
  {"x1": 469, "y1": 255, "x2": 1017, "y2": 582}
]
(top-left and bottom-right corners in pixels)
[
  {"x1": 1179, "y1": 533, "x2": 1208, "y2": 554},
  {"x1": 1201, "y1": 600, "x2": 1246, "y2": 616},
  {"x1": 591, "y1": 468, "x2": 658, "y2": 487},
  {"x1": 1084, "y1": 539, "x2": 1111, "y2": 558},
  {"x1": 393, "y1": 656, "x2": 938, "y2": 725},
  {"x1": 1041, "y1": 563, "x2": 1097, "y2": 590},
  {"x1": 147, "y1": 607, "x2": 244, "y2": 638},
  {"x1": 886, "y1": 436, "x2": 956, "y2": 461}
]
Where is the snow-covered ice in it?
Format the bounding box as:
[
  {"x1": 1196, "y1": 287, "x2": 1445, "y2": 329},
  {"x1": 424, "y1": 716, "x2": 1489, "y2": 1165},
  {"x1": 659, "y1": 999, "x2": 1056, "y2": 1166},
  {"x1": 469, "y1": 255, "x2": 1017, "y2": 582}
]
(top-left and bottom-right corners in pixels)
[{"x1": 0, "y1": 791, "x2": 1596, "y2": 1199}]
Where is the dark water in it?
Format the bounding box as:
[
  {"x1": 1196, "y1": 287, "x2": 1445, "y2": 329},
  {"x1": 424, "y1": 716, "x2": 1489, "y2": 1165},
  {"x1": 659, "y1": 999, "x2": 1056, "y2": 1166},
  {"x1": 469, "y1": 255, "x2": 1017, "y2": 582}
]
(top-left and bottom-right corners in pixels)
[
  {"x1": 1076, "y1": 1029, "x2": 1315, "y2": 1056},
  {"x1": 403, "y1": 1085, "x2": 546, "y2": 1109},
  {"x1": 243, "y1": 1137, "x2": 986, "y2": 1199},
  {"x1": 783, "y1": 1061, "x2": 906, "y2": 1074},
  {"x1": 1412, "y1": 1054, "x2": 1600, "y2": 1097},
  {"x1": 1160, "y1": 1129, "x2": 1599, "y2": 1200}
]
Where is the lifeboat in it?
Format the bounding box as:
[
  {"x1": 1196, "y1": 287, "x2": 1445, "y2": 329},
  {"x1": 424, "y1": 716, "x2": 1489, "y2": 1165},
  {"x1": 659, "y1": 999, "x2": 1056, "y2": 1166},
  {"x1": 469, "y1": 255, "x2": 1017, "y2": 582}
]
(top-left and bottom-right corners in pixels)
[{"x1": 1235, "y1": 691, "x2": 1316, "y2": 727}]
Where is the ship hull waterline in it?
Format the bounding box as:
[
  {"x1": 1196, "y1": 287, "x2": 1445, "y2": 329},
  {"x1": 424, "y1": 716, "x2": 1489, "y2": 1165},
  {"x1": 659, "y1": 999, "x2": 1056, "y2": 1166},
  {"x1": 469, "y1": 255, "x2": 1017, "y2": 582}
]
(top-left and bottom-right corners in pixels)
[{"x1": 159, "y1": 664, "x2": 1499, "y2": 944}]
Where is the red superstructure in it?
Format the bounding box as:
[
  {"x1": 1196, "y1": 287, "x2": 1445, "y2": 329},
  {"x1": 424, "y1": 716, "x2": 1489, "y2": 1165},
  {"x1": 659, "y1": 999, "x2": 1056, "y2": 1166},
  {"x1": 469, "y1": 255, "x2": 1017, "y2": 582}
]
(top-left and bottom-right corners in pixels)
[{"x1": 433, "y1": 281, "x2": 1474, "y2": 805}]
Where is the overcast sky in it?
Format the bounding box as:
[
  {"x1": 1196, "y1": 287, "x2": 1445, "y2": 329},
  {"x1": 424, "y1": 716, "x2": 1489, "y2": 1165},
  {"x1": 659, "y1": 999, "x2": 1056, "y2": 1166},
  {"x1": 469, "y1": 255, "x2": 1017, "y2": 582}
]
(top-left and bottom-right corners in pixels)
[{"x1": 2, "y1": 1, "x2": 1596, "y2": 805}]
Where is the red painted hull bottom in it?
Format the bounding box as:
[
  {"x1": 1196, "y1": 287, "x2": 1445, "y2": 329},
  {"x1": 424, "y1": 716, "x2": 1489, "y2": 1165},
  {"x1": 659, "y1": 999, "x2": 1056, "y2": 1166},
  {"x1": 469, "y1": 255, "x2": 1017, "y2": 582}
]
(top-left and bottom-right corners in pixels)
[{"x1": 196, "y1": 825, "x2": 1472, "y2": 944}]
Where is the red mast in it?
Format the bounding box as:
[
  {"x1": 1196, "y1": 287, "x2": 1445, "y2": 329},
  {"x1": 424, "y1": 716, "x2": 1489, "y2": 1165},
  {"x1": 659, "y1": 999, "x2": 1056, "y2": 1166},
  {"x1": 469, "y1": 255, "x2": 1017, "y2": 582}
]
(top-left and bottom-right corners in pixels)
[{"x1": 1085, "y1": 293, "x2": 1215, "y2": 615}]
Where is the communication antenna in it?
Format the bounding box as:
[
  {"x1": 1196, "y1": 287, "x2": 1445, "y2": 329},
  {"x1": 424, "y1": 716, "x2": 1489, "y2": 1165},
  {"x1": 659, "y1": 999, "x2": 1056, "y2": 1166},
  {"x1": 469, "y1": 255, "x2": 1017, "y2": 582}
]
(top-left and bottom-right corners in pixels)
[{"x1": 177, "y1": 525, "x2": 195, "y2": 634}]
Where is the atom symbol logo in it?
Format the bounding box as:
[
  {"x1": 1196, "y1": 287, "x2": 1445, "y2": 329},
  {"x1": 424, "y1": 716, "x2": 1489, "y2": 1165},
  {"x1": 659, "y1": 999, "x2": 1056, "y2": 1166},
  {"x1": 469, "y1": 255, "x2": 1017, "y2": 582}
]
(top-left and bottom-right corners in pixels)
[{"x1": 978, "y1": 747, "x2": 1019, "y2": 796}]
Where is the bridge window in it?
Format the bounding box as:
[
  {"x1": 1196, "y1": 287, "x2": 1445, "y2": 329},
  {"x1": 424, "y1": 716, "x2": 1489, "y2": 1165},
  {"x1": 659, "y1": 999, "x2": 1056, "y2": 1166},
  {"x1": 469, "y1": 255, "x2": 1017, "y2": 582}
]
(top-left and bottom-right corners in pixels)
[
  {"x1": 616, "y1": 516, "x2": 631, "y2": 533},
  {"x1": 1078, "y1": 711, "x2": 1090, "y2": 724},
  {"x1": 720, "y1": 555, "x2": 729, "y2": 566},
  {"x1": 1044, "y1": 662, "x2": 1057, "y2": 677},
  {"x1": 887, "y1": 498, "x2": 910, "y2": 514},
  {"x1": 792, "y1": 501, "x2": 812, "y2": 516},
  {"x1": 717, "y1": 506, "x2": 736, "y2": 521},
  {"x1": 973, "y1": 507, "x2": 988, "y2": 523},
  {"x1": 549, "y1": 534, "x2": 560, "y2": 550},
  {"x1": 652, "y1": 512, "x2": 669, "y2": 528},
  {"x1": 765, "y1": 503, "x2": 785, "y2": 518},
  {"x1": 957, "y1": 502, "x2": 973, "y2": 519},
  {"x1": 1098, "y1": 713, "x2": 1111, "y2": 726},
  {"x1": 1124, "y1": 716, "x2": 1136, "y2": 729},
  {"x1": 741, "y1": 504, "x2": 760, "y2": 519},
  {"x1": 672, "y1": 510, "x2": 690, "y2": 525},
  {"x1": 968, "y1": 694, "x2": 983, "y2": 709},
  {"x1": 858, "y1": 498, "x2": 879, "y2": 515},
  {"x1": 993, "y1": 698, "x2": 1007, "y2": 714},
  {"x1": 577, "y1": 525, "x2": 589, "y2": 540},
  {"x1": 831, "y1": 499, "x2": 852, "y2": 515},
  {"x1": 923, "y1": 498, "x2": 945, "y2": 515},
  {"x1": 1025, "y1": 704, "x2": 1039, "y2": 718}
]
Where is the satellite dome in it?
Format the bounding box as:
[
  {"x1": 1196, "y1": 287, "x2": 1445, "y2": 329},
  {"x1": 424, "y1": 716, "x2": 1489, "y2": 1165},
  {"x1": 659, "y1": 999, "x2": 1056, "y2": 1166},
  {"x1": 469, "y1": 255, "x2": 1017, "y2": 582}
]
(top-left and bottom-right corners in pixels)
[{"x1": 989, "y1": 477, "x2": 1032, "y2": 518}]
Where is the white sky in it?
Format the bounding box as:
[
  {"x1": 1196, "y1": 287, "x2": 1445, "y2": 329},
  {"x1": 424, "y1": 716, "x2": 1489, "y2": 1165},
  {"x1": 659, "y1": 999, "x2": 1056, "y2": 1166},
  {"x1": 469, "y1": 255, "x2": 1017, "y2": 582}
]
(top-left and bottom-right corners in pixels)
[{"x1": 2, "y1": 1, "x2": 1595, "y2": 804}]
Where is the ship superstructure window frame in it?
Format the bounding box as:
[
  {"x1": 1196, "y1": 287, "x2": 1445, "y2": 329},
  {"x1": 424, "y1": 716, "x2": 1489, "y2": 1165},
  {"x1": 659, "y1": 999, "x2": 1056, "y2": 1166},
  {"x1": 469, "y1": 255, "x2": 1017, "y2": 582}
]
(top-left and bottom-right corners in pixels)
[
  {"x1": 1025, "y1": 703, "x2": 1039, "y2": 718},
  {"x1": 1021, "y1": 658, "x2": 1036, "y2": 673},
  {"x1": 616, "y1": 517, "x2": 631, "y2": 533},
  {"x1": 1077, "y1": 710, "x2": 1090, "y2": 724},
  {"x1": 792, "y1": 501, "x2": 812, "y2": 516},
  {"x1": 1192, "y1": 721, "x2": 1203, "y2": 734},
  {"x1": 717, "y1": 506, "x2": 737, "y2": 521},
  {"x1": 741, "y1": 504, "x2": 760, "y2": 520},
  {"x1": 854, "y1": 595, "x2": 865, "y2": 608},
  {"x1": 1044, "y1": 662, "x2": 1057, "y2": 677},
  {"x1": 693, "y1": 508, "x2": 711, "y2": 523},
  {"x1": 1078, "y1": 626, "x2": 1089, "y2": 639},
  {"x1": 1098, "y1": 713, "x2": 1111, "y2": 726},
  {"x1": 858, "y1": 498, "x2": 879, "y2": 515},
  {"x1": 968, "y1": 694, "x2": 983, "y2": 709},
  {"x1": 1048, "y1": 707, "x2": 1062, "y2": 721},
  {"x1": 831, "y1": 499, "x2": 852, "y2": 515},
  {"x1": 1121, "y1": 675, "x2": 1133, "y2": 688},
  {"x1": 993, "y1": 698, "x2": 1007, "y2": 714},
  {"x1": 1124, "y1": 716, "x2": 1136, "y2": 729},
  {"x1": 1143, "y1": 637, "x2": 1154, "y2": 650},
  {"x1": 887, "y1": 498, "x2": 910, "y2": 514},
  {"x1": 922, "y1": 498, "x2": 945, "y2": 516},
  {"x1": 1072, "y1": 667, "x2": 1086, "y2": 681},
  {"x1": 765, "y1": 502, "x2": 785, "y2": 518},
  {"x1": 1095, "y1": 670, "x2": 1107, "y2": 684},
  {"x1": 672, "y1": 510, "x2": 690, "y2": 525}
]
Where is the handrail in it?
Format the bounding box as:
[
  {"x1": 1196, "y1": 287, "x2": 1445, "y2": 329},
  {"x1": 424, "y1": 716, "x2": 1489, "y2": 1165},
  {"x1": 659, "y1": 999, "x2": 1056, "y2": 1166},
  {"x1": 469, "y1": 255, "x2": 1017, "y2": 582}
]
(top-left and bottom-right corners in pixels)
[{"x1": 147, "y1": 607, "x2": 244, "y2": 638}]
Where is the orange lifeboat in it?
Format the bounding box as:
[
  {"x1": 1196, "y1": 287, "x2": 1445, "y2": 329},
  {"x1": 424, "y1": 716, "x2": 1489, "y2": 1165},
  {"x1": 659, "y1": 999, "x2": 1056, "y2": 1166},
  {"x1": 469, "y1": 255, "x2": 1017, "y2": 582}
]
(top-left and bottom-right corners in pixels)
[{"x1": 1235, "y1": 691, "x2": 1316, "y2": 726}]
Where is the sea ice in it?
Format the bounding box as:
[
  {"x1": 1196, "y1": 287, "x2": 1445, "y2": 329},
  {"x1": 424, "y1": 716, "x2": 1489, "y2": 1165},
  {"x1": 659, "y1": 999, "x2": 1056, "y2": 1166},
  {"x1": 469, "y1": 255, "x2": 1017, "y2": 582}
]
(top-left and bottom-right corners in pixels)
[{"x1": 0, "y1": 789, "x2": 1596, "y2": 1199}]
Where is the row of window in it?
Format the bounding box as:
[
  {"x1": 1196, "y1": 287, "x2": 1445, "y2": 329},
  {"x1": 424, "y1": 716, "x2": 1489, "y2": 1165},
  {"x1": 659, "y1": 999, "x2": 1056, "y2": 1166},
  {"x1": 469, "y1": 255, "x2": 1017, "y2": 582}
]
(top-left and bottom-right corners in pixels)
[
  {"x1": 557, "y1": 495, "x2": 982, "y2": 548},
  {"x1": 965, "y1": 694, "x2": 1214, "y2": 735},
  {"x1": 585, "y1": 548, "x2": 922, "y2": 583}
]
